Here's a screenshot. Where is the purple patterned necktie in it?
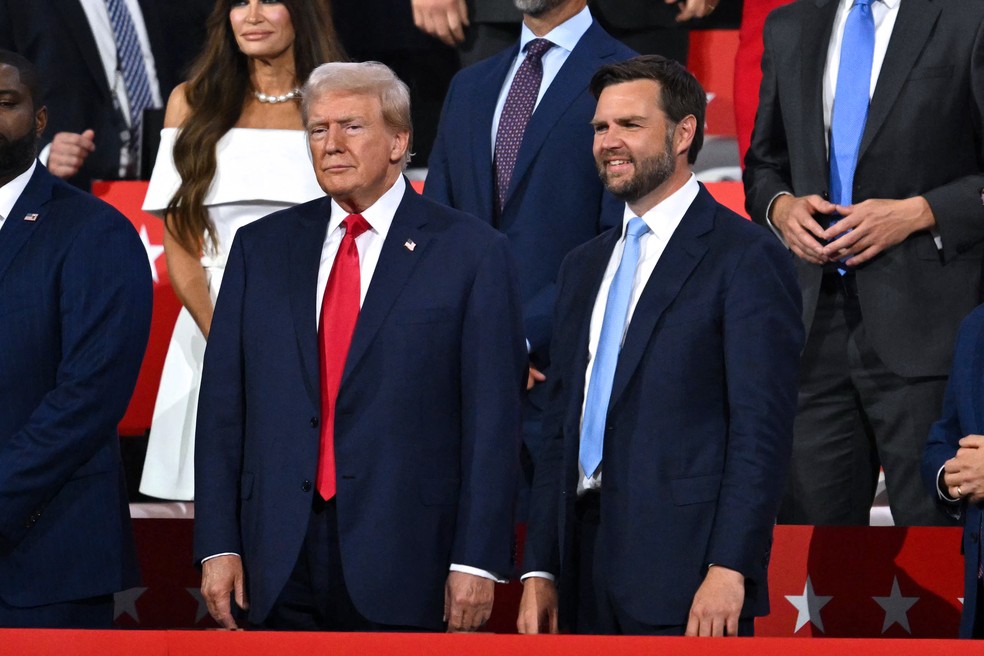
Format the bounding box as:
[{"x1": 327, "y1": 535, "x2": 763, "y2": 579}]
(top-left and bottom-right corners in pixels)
[{"x1": 494, "y1": 38, "x2": 555, "y2": 214}]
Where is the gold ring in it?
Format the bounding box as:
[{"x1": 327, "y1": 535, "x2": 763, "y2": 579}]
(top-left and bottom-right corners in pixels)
[{"x1": 958, "y1": 485, "x2": 964, "y2": 497}]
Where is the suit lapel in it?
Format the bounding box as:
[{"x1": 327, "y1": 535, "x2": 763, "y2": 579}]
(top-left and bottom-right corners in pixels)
[
  {"x1": 53, "y1": 0, "x2": 113, "y2": 102},
  {"x1": 341, "y1": 185, "x2": 433, "y2": 383},
  {"x1": 971, "y1": 319, "x2": 984, "y2": 435},
  {"x1": 0, "y1": 165, "x2": 55, "y2": 286},
  {"x1": 801, "y1": 0, "x2": 839, "y2": 190},
  {"x1": 608, "y1": 187, "x2": 714, "y2": 406},
  {"x1": 288, "y1": 197, "x2": 332, "y2": 407},
  {"x1": 502, "y1": 22, "x2": 612, "y2": 214},
  {"x1": 859, "y1": 0, "x2": 940, "y2": 159},
  {"x1": 472, "y1": 49, "x2": 517, "y2": 223}
]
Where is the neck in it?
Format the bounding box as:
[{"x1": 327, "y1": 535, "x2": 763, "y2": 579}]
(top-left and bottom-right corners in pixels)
[
  {"x1": 626, "y1": 166, "x2": 692, "y2": 217},
  {"x1": 248, "y1": 54, "x2": 298, "y2": 95},
  {"x1": 524, "y1": 0, "x2": 586, "y2": 36}
]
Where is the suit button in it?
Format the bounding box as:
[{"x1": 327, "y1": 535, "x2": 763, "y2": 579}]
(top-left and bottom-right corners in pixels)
[
  {"x1": 605, "y1": 425, "x2": 614, "y2": 432},
  {"x1": 301, "y1": 480, "x2": 312, "y2": 492},
  {"x1": 310, "y1": 417, "x2": 319, "y2": 428}
]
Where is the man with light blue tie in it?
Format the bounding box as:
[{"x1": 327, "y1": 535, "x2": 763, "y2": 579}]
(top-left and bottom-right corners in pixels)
[
  {"x1": 518, "y1": 56, "x2": 803, "y2": 636},
  {"x1": 744, "y1": 0, "x2": 984, "y2": 526}
]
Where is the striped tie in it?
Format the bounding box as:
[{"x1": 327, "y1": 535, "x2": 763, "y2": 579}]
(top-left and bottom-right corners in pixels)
[{"x1": 104, "y1": 0, "x2": 154, "y2": 154}]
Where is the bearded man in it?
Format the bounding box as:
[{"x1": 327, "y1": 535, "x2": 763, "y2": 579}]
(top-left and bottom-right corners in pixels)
[{"x1": 516, "y1": 55, "x2": 804, "y2": 637}]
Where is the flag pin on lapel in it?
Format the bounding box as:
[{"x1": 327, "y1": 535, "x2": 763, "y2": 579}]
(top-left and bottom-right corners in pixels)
[
  {"x1": 23, "y1": 213, "x2": 38, "y2": 222},
  {"x1": 404, "y1": 239, "x2": 416, "y2": 252}
]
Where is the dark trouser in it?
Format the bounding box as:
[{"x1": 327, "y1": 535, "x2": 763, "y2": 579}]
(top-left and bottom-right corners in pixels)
[
  {"x1": 0, "y1": 594, "x2": 113, "y2": 628},
  {"x1": 780, "y1": 273, "x2": 950, "y2": 526},
  {"x1": 257, "y1": 497, "x2": 423, "y2": 632},
  {"x1": 566, "y1": 492, "x2": 754, "y2": 636}
]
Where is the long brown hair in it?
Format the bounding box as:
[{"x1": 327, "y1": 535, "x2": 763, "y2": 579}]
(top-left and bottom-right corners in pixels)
[{"x1": 166, "y1": 0, "x2": 345, "y2": 252}]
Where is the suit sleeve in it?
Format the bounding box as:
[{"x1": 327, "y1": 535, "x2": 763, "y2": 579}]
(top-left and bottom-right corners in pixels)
[
  {"x1": 451, "y1": 233, "x2": 527, "y2": 573},
  {"x1": 704, "y1": 232, "x2": 803, "y2": 582},
  {"x1": 742, "y1": 13, "x2": 794, "y2": 227},
  {"x1": 923, "y1": 18, "x2": 984, "y2": 263},
  {"x1": 921, "y1": 308, "x2": 984, "y2": 521},
  {"x1": 422, "y1": 76, "x2": 456, "y2": 207},
  {"x1": 0, "y1": 212, "x2": 152, "y2": 554},
  {"x1": 521, "y1": 253, "x2": 578, "y2": 576},
  {"x1": 193, "y1": 232, "x2": 249, "y2": 564}
]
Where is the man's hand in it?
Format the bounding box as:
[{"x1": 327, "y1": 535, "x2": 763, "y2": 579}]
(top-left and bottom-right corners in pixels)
[
  {"x1": 944, "y1": 435, "x2": 984, "y2": 503},
  {"x1": 516, "y1": 576, "x2": 559, "y2": 634},
  {"x1": 412, "y1": 0, "x2": 469, "y2": 46},
  {"x1": 769, "y1": 193, "x2": 836, "y2": 265},
  {"x1": 444, "y1": 571, "x2": 494, "y2": 632},
  {"x1": 669, "y1": 0, "x2": 719, "y2": 21},
  {"x1": 201, "y1": 555, "x2": 248, "y2": 629},
  {"x1": 822, "y1": 196, "x2": 935, "y2": 267},
  {"x1": 47, "y1": 130, "x2": 96, "y2": 179},
  {"x1": 685, "y1": 565, "x2": 745, "y2": 637},
  {"x1": 527, "y1": 364, "x2": 546, "y2": 391}
]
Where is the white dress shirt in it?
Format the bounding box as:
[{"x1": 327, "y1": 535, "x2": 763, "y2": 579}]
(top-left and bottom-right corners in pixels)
[
  {"x1": 489, "y1": 5, "x2": 593, "y2": 157},
  {"x1": 0, "y1": 160, "x2": 37, "y2": 234}
]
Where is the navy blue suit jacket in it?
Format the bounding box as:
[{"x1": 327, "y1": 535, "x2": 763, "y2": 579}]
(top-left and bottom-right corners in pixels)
[
  {"x1": 425, "y1": 21, "x2": 634, "y2": 380},
  {"x1": 0, "y1": 164, "x2": 151, "y2": 608},
  {"x1": 194, "y1": 184, "x2": 527, "y2": 628},
  {"x1": 922, "y1": 304, "x2": 984, "y2": 638},
  {"x1": 524, "y1": 186, "x2": 803, "y2": 627}
]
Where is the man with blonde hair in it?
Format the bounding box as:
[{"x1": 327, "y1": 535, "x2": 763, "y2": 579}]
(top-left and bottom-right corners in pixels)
[{"x1": 195, "y1": 61, "x2": 527, "y2": 632}]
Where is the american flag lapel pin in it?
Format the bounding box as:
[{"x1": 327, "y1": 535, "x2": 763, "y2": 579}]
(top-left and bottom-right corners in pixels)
[
  {"x1": 404, "y1": 239, "x2": 416, "y2": 252},
  {"x1": 23, "y1": 213, "x2": 38, "y2": 222}
]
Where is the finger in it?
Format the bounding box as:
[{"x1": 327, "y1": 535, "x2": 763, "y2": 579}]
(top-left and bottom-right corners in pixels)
[
  {"x1": 79, "y1": 129, "x2": 97, "y2": 151},
  {"x1": 844, "y1": 242, "x2": 883, "y2": 267},
  {"x1": 685, "y1": 611, "x2": 699, "y2": 637},
  {"x1": 234, "y1": 572, "x2": 248, "y2": 610},
  {"x1": 549, "y1": 606, "x2": 559, "y2": 634},
  {"x1": 698, "y1": 613, "x2": 712, "y2": 637},
  {"x1": 457, "y1": 0, "x2": 470, "y2": 26},
  {"x1": 725, "y1": 612, "x2": 738, "y2": 637},
  {"x1": 712, "y1": 614, "x2": 726, "y2": 637},
  {"x1": 823, "y1": 230, "x2": 862, "y2": 256},
  {"x1": 516, "y1": 608, "x2": 534, "y2": 634},
  {"x1": 443, "y1": 580, "x2": 450, "y2": 623},
  {"x1": 446, "y1": 9, "x2": 466, "y2": 43}
]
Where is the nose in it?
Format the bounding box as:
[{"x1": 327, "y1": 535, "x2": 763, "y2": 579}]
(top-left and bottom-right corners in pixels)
[
  {"x1": 246, "y1": 0, "x2": 262, "y2": 22},
  {"x1": 600, "y1": 126, "x2": 623, "y2": 151},
  {"x1": 322, "y1": 125, "x2": 343, "y2": 154}
]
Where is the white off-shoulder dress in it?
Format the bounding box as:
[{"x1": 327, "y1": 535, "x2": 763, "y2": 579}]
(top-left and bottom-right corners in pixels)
[{"x1": 139, "y1": 127, "x2": 323, "y2": 500}]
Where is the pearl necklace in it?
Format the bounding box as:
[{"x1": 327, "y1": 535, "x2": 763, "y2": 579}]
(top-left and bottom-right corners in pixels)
[{"x1": 254, "y1": 88, "x2": 302, "y2": 104}]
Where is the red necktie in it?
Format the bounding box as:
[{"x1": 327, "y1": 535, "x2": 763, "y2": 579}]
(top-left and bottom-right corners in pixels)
[{"x1": 316, "y1": 213, "x2": 371, "y2": 500}]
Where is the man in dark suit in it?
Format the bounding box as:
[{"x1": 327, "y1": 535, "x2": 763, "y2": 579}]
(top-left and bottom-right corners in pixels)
[
  {"x1": 0, "y1": 0, "x2": 209, "y2": 189},
  {"x1": 0, "y1": 50, "x2": 152, "y2": 628},
  {"x1": 425, "y1": 0, "x2": 635, "y2": 481},
  {"x1": 518, "y1": 56, "x2": 802, "y2": 636},
  {"x1": 744, "y1": 0, "x2": 984, "y2": 526},
  {"x1": 923, "y1": 304, "x2": 984, "y2": 638},
  {"x1": 195, "y1": 61, "x2": 527, "y2": 632}
]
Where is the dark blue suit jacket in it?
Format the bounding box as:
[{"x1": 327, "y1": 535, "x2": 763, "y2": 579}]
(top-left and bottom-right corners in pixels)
[
  {"x1": 425, "y1": 21, "x2": 635, "y2": 385},
  {"x1": 524, "y1": 186, "x2": 803, "y2": 627},
  {"x1": 194, "y1": 184, "x2": 527, "y2": 628},
  {"x1": 0, "y1": 164, "x2": 151, "y2": 608},
  {"x1": 922, "y1": 304, "x2": 984, "y2": 638}
]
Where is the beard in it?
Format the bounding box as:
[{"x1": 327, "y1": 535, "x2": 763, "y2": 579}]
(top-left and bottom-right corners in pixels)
[
  {"x1": 513, "y1": 0, "x2": 566, "y2": 16},
  {"x1": 0, "y1": 130, "x2": 38, "y2": 178},
  {"x1": 597, "y1": 131, "x2": 676, "y2": 203}
]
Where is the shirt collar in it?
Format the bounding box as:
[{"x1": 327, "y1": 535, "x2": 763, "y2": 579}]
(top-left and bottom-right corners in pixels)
[
  {"x1": 328, "y1": 174, "x2": 405, "y2": 240},
  {"x1": 0, "y1": 159, "x2": 37, "y2": 224},
  {"x1": 622, "y1": 173, "x2": 700, "y2": 242},
  {"x1": 843, "y1": 0, "x2": 898, "y2": 9},
  {"x1": 518, "y1": 5, "x2": 593, "y2": 55}
]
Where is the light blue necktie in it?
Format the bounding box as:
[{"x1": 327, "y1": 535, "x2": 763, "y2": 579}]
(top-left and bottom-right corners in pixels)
[
  {"x1": 829, "y1": 0, "x2": 874, "y2": 272},
  {"x1": 579, "y1": 217, "x2": 649, "y2": 478},
  {"x1": 104, "y1": 0, "x2": 154, "y2": 151}
]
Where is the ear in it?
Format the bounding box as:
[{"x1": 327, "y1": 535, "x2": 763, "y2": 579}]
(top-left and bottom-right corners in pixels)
[
  {"x1": 674, "y1": 114, "x2": 696, "y2": 159},
  {"x1": 390, "y1": 129, "x2": 410, "y2": 165},
  {"x1": 34, "y1": 105, "x2": 47, "y2": 138}
]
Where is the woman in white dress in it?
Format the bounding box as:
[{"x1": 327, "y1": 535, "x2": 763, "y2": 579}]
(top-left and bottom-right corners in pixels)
[{"x1": 139, "y1": 0, "x2": 344, "y2": 500}]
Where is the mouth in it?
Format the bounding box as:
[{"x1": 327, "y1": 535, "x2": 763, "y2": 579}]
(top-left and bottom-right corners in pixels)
[
  {"x1": 604, "y1": 158, "x2": 633, "y2": 174},
  {"x1": 240, "y1": 31, "x2": 272, "y2": 40}
]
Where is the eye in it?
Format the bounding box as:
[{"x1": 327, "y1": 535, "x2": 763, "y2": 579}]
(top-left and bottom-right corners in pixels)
[{"x1": 345, "y1": 124, "x2": 363, "y2": 134}]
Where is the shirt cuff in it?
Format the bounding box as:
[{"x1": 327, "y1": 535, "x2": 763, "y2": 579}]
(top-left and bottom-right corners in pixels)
[
  {"x1": 39, "y1": 143, "x2": 51, "y2": 167},
  {"x1": 450, "y1": 563, "x2": 505, "y2": 583},
  {"x1": 937, "y1": 464, "x2": 960, "y2": 503},
  {"x1": 520, "y1": 571, "x2": 556, "y2": 582},
  {"x1": 765, "y1": 191, "x2": 792, "y2": 248},
  {"x1": 202, "y1": 552, "x2": 240, "y2": 564}
]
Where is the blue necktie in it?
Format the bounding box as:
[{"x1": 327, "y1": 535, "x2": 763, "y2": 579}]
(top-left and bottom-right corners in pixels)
[
  {"x1": 580, "y1": 218, "x2": 649, "y2": 478},
  {"x1": 105, "y1": 0, "x2": 154, "y2": 152},
  {"x1": 830, "y1": 0, "x2": 874, "y2": 207}
]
